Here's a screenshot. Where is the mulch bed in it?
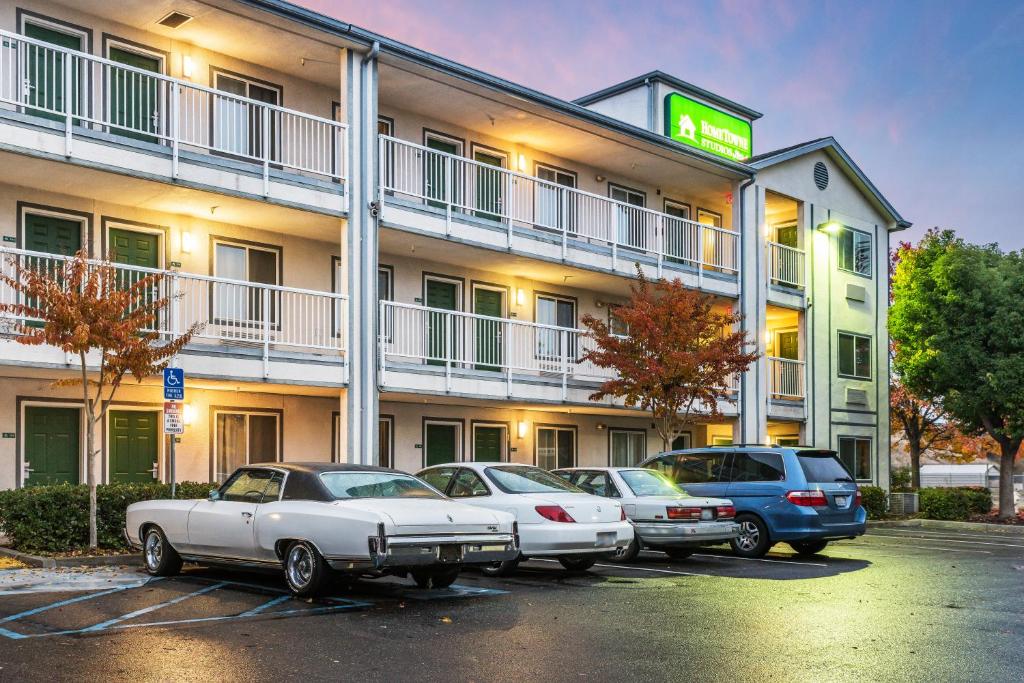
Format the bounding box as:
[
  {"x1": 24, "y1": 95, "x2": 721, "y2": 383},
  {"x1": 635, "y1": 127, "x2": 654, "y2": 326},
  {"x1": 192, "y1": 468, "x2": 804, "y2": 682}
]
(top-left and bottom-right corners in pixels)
[{"x1": 968, "y1": 512, "x2": 1024, "y2": 526}]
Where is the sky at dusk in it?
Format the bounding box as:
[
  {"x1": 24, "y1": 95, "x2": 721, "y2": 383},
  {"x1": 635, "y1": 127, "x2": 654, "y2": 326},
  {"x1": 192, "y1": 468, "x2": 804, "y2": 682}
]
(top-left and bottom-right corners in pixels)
[{"x1": 299, "y1": 0, "x2": 1024, "y2": 249}]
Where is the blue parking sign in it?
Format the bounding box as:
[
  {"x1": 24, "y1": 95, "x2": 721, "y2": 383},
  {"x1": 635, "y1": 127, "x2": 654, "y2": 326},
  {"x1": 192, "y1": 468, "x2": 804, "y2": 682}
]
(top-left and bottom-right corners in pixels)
[{"x1": 163, "y1": 368, "x2": 184, "y2": 400}]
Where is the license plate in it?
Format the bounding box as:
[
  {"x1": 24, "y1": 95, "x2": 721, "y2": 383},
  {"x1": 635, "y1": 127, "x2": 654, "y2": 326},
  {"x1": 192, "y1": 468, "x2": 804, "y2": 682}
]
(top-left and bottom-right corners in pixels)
[
  {"x1": 596, "y1": 532, "x2": 616, "y2": 548},
  {"x1": 835, "y1": 495, "x2": 850, "y2": 507},
  {"x1": 700, "y1": 509, "x2": 714, "y2": 520},
  {"x1": 438, "y1": 545, "x2": 462, "y2": 563}
]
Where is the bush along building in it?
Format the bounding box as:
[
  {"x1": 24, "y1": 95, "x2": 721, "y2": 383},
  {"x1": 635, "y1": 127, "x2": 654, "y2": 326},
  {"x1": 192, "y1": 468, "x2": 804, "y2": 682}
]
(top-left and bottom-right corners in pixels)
[{"x1": 0, "y1": 0, "x2": 908, "y2": 491}]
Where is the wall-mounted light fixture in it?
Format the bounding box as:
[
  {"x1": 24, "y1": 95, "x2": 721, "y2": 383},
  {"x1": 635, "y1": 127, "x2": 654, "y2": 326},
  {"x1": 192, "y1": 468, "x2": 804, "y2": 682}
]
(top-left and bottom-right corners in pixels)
[
  {"x1": 182, "y1": 403, "x2": 194, "y2": 426},
  {"x1": 595, "y1": 174, "x2": 606, "y2": 183},
  {"x1": 816, "y1": 220, "x2": 841, "y2": 233},
  {"x1": 596, "y1": 423, "x2": 606, "y2": 431},
  {"x1": 182, "y1": 55, "x2": 195, "y2": 79},
  {"x1": 180, "y1": 231, "x2": 194, "y2": 254},
  {"x1": 517, "y1": 154, "x2": 527, "y2": 173},
  {"x1": 515, "y1": 288, "x2": 526, "y2": 307},
  {"x1": 517, "y1": 421, "x2": 528, "y2": 439}
]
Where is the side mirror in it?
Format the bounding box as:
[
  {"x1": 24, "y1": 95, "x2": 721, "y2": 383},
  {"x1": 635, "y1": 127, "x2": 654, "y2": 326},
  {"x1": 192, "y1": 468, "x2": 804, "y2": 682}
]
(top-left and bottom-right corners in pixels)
[{"x1": 208, "y1": 489, "x2": 221, "y2": 501}]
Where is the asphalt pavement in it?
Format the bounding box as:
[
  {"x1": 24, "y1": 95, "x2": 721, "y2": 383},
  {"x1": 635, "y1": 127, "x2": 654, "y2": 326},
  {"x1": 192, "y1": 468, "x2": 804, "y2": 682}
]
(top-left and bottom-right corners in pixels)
[{"x1": 0, "y1": 528, "x2": 1021, "y2": 682}]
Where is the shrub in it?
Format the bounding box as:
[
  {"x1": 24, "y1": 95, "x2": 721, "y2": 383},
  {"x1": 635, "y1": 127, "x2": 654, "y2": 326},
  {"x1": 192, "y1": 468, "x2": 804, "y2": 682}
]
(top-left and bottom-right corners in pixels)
[
  {"x1": 859, "y1": 486, "x2": 888, "y2": 519},
  {"x1": 0, "y1": 481, "x2": 216, "y2": 553},
  {"x1": 890, "y1": 467, "x2": 913, "y2": 492},
  {"x1": 919, "y1": 487, "x2": 977, "y2": 521},
  {"x1": 955, "y1": 486, "x2": 992, "y2": 515}
]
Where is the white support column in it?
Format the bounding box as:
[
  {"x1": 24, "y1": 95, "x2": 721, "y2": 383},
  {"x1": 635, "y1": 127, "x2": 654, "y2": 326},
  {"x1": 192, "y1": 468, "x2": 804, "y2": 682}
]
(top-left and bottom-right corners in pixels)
[{"x1": 737, "y1": 181, "x2": 766, "y2": 445}]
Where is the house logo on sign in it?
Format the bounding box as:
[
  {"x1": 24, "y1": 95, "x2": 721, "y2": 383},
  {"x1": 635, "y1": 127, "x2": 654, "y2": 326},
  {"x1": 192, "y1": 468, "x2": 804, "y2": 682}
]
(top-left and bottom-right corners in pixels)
[{"x1": 677, "y1": 114, "x2": 697, "y2": 141}]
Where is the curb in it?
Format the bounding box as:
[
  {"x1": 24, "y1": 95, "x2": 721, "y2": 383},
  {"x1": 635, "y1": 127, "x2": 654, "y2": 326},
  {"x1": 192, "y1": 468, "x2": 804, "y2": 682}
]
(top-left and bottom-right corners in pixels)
[
  {"x1": 869, "y1": 519, "x2": 1024, "y2": 537},
  {"x1": 0, "y1": 546, "x2": 141, "y2": 568}
]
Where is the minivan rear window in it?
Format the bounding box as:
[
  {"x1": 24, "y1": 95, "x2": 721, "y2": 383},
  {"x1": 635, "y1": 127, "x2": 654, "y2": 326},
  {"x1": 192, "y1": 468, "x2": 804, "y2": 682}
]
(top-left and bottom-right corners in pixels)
[{"x1": 797, "y1": 451, "x2": 854, "y2": 482}]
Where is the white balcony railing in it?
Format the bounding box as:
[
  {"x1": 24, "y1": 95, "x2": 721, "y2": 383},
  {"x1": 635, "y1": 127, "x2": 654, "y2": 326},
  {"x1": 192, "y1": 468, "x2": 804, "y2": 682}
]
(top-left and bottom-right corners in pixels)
[
  {"x1": 379, "y1": 136, "x2": 740, "y2": 278},
  {"x1": 379, "y1": 300, "x2": 739, "y2": 401},
  {"x1": 0, "y1": 29, "x2": 347, "y2": 191},
  {"x1": 769, "y1": 357, "x2": 805, "y2": 399},
  {"x1": 767, "y1": 242, "x2": 805, "y2": 288},
  {"x1": 0, "y1": 247, "x2": 347, "y2": 376}
]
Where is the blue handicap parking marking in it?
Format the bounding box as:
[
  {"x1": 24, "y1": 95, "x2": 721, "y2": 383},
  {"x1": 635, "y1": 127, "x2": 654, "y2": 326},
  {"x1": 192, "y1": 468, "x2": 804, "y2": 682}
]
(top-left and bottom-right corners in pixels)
[{"x1": 391, "y1": 583, "x2": 509, "y2": 601}]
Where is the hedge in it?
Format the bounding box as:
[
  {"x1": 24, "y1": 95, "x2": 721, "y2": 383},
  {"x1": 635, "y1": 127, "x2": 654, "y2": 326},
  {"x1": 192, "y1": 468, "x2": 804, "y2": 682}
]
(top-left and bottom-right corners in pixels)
[
  {"x1": 0, "y1": 482, "x2": 216, "y2": 553},
  {"x1": 919, "y1": 486, "x2": 993, "y2": 521},
  {"x1": 859, "y1": 486, "x2": 888, "y2": 519}
]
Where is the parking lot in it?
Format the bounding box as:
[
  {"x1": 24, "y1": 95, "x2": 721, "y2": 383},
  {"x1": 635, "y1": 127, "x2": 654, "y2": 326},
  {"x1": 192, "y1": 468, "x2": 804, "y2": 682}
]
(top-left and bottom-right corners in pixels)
[{"x1": 0, "y1": 527, "x2": 1022, "y2": 682}]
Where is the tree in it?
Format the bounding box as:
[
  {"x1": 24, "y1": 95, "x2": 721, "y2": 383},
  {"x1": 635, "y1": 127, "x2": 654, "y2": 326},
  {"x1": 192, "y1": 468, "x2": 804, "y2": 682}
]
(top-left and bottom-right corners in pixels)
[
  {"x1": 0, "y1": 250, "x2": 199, "y2": 547},
  {"x1": 889, "y1": 378, "x2": 959, "y2": 488},
  {"x1": 890, "y1": 230, "x2": 1024, "y2": 518},
  {"x1": 581, "y1": 270, "x2": 758, "y2": 451}
]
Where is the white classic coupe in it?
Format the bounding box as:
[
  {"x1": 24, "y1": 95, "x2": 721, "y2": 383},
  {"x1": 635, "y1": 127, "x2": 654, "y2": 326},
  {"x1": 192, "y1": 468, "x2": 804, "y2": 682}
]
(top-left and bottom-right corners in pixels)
[
  {"x1": 125, "y1": 463, "x2": 519, "y2": 596},
  {"x1": 416, "y1": 463, "x2": 634, "y2": 575}
]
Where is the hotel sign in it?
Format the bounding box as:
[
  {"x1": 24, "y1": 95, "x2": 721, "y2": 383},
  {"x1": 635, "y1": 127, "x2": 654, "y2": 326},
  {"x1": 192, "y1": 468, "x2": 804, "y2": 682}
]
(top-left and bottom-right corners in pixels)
[{"x1": 664, "y1": 93, "x2": 752, "y2": 162}]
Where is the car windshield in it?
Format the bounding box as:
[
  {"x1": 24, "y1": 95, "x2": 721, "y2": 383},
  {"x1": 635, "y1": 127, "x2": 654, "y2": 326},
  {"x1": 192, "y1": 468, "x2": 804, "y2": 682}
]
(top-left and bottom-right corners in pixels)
[
  {"x1": 619, "y1": 469, "x2": 685, "y2": 497},
  {"x1": 484, "y1": 466, "x2": 582, "y2": 494},
  {"x1": 319, "y1": 472, "x2": 443, "y2": 499},
  {"x1": 797, "y1": 451, "x2": 854, "y2": 483}
]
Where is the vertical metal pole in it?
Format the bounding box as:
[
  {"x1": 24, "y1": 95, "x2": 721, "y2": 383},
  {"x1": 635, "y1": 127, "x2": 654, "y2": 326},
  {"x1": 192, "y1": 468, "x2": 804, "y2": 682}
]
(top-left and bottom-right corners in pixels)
[{"x1": 169, "y1": 436, "x2": 177, "y2": 498}]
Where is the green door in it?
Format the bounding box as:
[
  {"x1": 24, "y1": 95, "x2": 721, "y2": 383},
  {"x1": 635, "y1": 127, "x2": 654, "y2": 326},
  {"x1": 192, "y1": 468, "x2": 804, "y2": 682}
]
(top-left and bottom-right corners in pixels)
[
  {"x1": 473, "y1": 426, "x2": 503, "y2": 463},
  {"x1": 24, "y1": 23, "x2": 83, "y2": 122},
  {"x1": 775, "y1": 223, "x2": 799, "y2": 249},
  {"x1": 425, "y1": 137, "x2": 460, "y2": 209},
  {"x1": 474, "y1": 150, "x2": 504, "y2": 222},
  {"x1": 777, "y1": 331, "x2": 799, "y2": 360},
  {"x1": 426, "y1": 279, "x2": 458, "y2": 366},
  {"x1": 24, "y1": 213, "x2": 82, "y2": 256},
  {"x1": 108, "y1": 47, "x2": 162, "y2": 143},
  {"x1": 108, "y1": 228, "x2": 159, "y2": 267},
  {"x1": 425, "y1": 423, "x2": 457, "y2": 467},
  {"x1": 24, "y1": 407, "x2": 80, "y2": 486},
  {"x1": 109, "y1": 410, "x2": 158, "y2": 483},
  {"x1": 474, "y1": 287, "x2": 503, "y2": 371}
]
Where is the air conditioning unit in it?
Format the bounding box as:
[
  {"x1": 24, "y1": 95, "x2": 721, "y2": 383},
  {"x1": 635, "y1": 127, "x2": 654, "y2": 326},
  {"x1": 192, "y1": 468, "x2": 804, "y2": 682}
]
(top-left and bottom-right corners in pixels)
[
  {"x1": 846, "y1": 388, "x2": 868, "y2": 405},
  {"x1": 888, "y1": 492, "x2": 918, "y2": 516}
]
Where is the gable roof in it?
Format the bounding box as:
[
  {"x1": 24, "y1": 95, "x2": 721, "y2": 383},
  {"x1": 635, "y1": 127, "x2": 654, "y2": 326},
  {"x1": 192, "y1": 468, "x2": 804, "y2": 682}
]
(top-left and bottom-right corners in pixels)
[{"x1": 747, "y1": 137, "x2": 911, "y2": 230}]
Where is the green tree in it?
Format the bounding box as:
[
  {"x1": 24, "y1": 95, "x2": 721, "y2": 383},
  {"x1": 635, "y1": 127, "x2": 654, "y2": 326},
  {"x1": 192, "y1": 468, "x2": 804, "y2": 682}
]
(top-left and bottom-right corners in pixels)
[{"x1": 889, "y1": 230, "x2": 1024, "y2": 518}]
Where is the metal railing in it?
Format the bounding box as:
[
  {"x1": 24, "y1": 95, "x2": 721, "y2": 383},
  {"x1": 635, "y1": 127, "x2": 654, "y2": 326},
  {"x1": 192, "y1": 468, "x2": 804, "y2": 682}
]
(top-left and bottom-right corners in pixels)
[
  {"x1": 767, "y1": 242, "x2": 805, "y2": 288},
  {"x1": 0, "y1": 247, "x2": 347, "y2": 376},
  {"x1": 379, "y1": 300, "x2": 740, "y2": 400},
  {"x1": 0, "y1": 29, "x2": 347, "y2": 191},
  {"x1": 769, "y1": 356, "x2": 805, "y2": 399},
  {"x1": 379, "y1": 136, "x2": 740, "y2": 277}
]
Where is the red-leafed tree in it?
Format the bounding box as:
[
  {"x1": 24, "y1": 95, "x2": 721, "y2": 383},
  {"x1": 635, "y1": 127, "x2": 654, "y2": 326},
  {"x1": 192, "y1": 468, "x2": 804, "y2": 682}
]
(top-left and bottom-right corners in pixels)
[
  {"x1": 581, "y1": 270, "x2": 758, "y2": 451},
  {"x1": 890, "y1": 378, "x2": 960, "y2": 489},
  {"x1": 0, "y1": 251, "x2": 199, "y2": 548}
]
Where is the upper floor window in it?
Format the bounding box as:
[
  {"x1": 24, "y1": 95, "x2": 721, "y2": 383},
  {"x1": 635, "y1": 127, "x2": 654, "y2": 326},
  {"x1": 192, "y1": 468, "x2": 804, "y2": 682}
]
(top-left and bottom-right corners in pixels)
[
  {"x1": 837, "y1": 332, "x2": 871, "y2": 380},
  {"x1": 837, "y1": 227, "x2": 872, "y2": 276}
]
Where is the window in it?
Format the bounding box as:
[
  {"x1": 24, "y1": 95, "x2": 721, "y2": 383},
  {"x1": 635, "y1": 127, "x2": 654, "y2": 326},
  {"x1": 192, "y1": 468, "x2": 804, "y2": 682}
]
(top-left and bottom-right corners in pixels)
[
  {"x1": 670, "y1": 452, "x2": 730, "y2": 484},
  {"x1": 535, "y1": 294, "x2": 576, "y2": 362},
  {"x1": 320, "y1": 471, "x2": 443, "y2": 499},
  {"x1": 837, "y1": 227, "x2": 872, "y2": 276},
  {"x1": 449, "y1": 468, "x2": 490, "y2": 497},
  {"x1": 535, "y1": 164, "x2": 577, "y2": 233},
  {"x1": 610, "y1": 429, "x2": 646, "y2": 467},
  {"x1": 220, "y1": 469, "x2": 276, "y2": 503},
  {"x1": 484, "y1": 465, "x2": 579, "y2": 494},
  {"x1": 419, "y1": 466, "x2": 457, "y2": 493},
  {"x1": 212, "y1": 70, "x2": 282, "y2": 160},
  {"x1": 536, "y1": 426, "x2": 575, "y2": 470},
  {"x1": 838, "y1": 332, "x2": 871, "y2": 379},
  {"x1": 574, "y1": 471, "x2": 618, "y2": 498},
  {"x1": 377, "y1": 116, "x2": 393, "y2": 136},
  {"x1": 378, "y1": 266, "x2": 393, "y2": 301},
  {"x1": 213, "y1": 239, "x2": 280, "y2": 325},
  {"x1": 619, "y1": 470, "x2": 681, "y2": 497},
  {"x1": 214, "y1": 411, "x2": 280, "y2": 483},
  {"x1": 262, "y1": 471, "x2": 285, "y2": 501},
  {"x1": 838, "y1": 437, "x2": 872, "y2": 480},
  {"x1": 378, "y1": 416, "x2": 393, "y2": 469},
  {"x1": 775, "y1": 436, "x2": 801, "y2": 447},
  {"x1": 697, "y1": 208, "x2": 723, "y2": 228},
  {"x1": 608, "y1": 305, "x2": 628, "y2": 337},
  {"x1": 609, "y1": 183, "x2": 647, "y2": 250},
  {"x1": 729, "y1": 453, "x2": 785, "y2": 482}
]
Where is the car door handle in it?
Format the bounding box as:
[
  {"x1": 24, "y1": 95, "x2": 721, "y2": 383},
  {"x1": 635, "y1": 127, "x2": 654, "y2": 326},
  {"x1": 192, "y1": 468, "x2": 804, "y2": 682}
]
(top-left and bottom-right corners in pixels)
[{"x1": 241, "y1": 512, "x2": 253, "y2": 518}]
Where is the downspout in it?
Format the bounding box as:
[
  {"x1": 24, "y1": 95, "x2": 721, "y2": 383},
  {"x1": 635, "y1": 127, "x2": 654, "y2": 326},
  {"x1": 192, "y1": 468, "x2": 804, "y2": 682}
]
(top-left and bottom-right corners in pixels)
[
  {"x1": 645, "y1": 77, "x2": 655, "y2": 132},
  {"x1": 736, "y1": 176, "x2": 755, "y2": 445},
  {"x1": 359, "y1": 40, "x2": 380, "y2": 464}
]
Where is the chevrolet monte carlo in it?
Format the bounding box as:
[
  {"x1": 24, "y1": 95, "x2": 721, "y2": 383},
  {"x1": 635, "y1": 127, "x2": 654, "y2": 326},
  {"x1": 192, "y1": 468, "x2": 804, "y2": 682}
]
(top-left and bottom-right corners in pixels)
[{"x1": 125, "y1": 463, "x2": 519, "y2": 596}]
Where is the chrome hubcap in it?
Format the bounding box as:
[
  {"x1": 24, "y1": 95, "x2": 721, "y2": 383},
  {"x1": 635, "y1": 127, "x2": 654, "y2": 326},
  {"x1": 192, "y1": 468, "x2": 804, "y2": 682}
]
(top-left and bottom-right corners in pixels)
[
  {"x1": 287, "y1": 545, "x2": 313, "y2": 588},
  {"x1": 736, "y1": 521, "x2": 759, "y2": 551},
  {"x1": 144, "y1": 532, "x2": 162, "y2": 569}
]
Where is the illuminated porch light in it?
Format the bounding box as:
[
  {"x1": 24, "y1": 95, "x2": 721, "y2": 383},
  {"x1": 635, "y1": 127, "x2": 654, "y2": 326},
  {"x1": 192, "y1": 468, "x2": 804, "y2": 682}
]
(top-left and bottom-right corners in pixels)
[
  {"x1": 180, "y1": 231, "x2": 194, "y2": 254},
  {"x1": 182, "y1": 404, "x2": 194, "y2": 425},
  {"x1": 817, "y1": 220, "x2": 842, "y2": 233},
  {"x1": 517, "y1": 421, "x2": 528, "y2": 439},
  {"x1": 517, "y1": 154, "x2": 527, "y2": 172},
  {"x1": 182, "y1": 55, "x2": 195, "y2": 79},
  {"x1": 515, "y1": 288, "x2": 526, "y2": 307}
]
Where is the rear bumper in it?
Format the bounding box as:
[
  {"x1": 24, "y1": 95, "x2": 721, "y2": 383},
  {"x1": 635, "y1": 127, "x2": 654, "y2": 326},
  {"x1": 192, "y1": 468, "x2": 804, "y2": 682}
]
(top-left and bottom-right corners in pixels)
[
  {"x1": 769, "y1": 517, "x2": 867, "y2": 542},
  {"x1": 634, "y1": 520, "x2": 740, "y2": 547},
  {"x1": 519, "y1": 521, "x2": 634, "y2": 557},
  {"x1": 329, "y1": 533, "x2": 518, "y2": 571}
]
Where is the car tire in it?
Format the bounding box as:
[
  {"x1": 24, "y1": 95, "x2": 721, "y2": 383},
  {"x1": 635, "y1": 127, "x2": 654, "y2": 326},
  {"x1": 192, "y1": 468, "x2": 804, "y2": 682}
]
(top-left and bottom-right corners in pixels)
[
  {"x1": 789, "y1": 540, "x2": 829, "y2": 556},
  {"x1": 284, "y1": 541, "x2": 329, "y2": 597},
  {"x1": 609, "y1": 537, "x2": 641, "y2": 563},
  {"x1": 479, "y1": 556, "x2": 521, "y2": 577},
  {"x1": 558, "y1": 555, "x2": 597, "y2": 572},
  {"x1": 730, "y1": 514, "x2": 772, "y2": 558},
  {"x1": 664, "y1": 548, "x2": 694, "y2": 561},
  {"x1": 142, "y1": 526, "x2": 182, "y2": 577},
  {"x1": 411, "y1": 566, "x2": 461, "y2": 589}
]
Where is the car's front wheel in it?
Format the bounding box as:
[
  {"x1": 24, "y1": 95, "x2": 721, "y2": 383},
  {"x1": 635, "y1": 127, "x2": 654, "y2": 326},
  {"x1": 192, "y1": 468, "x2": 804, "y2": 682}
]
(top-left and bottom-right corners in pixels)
[
  {"x1": 284, "y1": 541, "x2": 328, "y2": 597},
  {"x1": 142, "y1": 527, "x2": 182, "y2": 577},
  {"x1": 479, "y1": 556, "x2": 521, "y2": 577},
  {"x1": 558, "y1": 555, "x2": 597, "y2": 572},
  {"x1": 730, "y1": 514, "x2": 772, "y2": 558},
  {"x1": 789, "y1": 540, "x2": 829, "y2": 556},
  {"x1": 411, "y1": 566, "x2": 461, "y2": 589}
]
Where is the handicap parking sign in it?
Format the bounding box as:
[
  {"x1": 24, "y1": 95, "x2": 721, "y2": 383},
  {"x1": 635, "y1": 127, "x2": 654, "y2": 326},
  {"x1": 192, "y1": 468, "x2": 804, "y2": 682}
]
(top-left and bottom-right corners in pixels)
[{"x1": 163, "y1": 368, "x2": 184, "y2": 400}]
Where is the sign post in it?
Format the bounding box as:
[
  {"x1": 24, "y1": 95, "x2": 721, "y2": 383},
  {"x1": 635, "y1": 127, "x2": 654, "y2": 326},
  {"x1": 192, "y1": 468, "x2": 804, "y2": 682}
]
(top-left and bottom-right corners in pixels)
[{"x1": 163, "y1": 368, "x2": 185, "y2": 498}]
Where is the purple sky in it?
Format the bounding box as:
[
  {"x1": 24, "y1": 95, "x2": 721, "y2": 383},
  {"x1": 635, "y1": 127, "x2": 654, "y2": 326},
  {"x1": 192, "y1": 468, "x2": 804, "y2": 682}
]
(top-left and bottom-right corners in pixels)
[{"x1": 300, "y1": 0, "x2": 1024, "y2": 249}]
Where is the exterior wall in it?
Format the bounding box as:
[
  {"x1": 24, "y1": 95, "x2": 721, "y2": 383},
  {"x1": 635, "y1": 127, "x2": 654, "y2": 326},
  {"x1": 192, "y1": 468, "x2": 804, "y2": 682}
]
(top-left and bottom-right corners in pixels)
[{"x1": 580, "y1": 87, "x2": 651, "y2": 130}]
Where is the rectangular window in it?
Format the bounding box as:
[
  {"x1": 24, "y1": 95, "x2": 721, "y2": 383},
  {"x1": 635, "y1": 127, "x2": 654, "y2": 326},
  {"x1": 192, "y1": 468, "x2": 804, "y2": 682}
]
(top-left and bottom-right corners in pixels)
[
  {"x1": 838, "y1": 436, "x2": 872, "y2": 480},
  {"x1": 697, "y1": 208, "x2": 723, "y2": 228},
  {"x1": 608, "y1": 304, "x2": 628, "y2": 337},
  {"x1": 837, "y1": 228, "x2": 872, "y2": 276},
  {"x1": 535, "y1": 294, "x2": 576, "y2": 362},
  {"x1": 610, "y1": 430, "x2": 645, "y2": 467},
  {"x1": 535, "y1": 164, "x2": 577, "y2": 233},
  {"x1": 212, "y1": 70, "x2": 282, "y2": 160},
  {"x1": 214, "y1": 411, "x2": 280, "y2": 483},
  {"x1": 213, "y1": 239, "x2": 280, "y2": 325},
  {"x1": 536, "y1": 426, "x2": 575, "y2": 470},
  {"x1": 377, "y1": 116, "x2": 393, "y2": 136},
  {"x1": 610, "y1": 184, "x2": 647, "y2": 251},
  {"x1": 379, "y1": 416, "x2": 393, "y2": 468},
  {"x1": 838, "y1": 332, "x2": 871, "y2": 379},
  {"x1": 728, "y1": 452, "x2": 786, "y2": 482}
]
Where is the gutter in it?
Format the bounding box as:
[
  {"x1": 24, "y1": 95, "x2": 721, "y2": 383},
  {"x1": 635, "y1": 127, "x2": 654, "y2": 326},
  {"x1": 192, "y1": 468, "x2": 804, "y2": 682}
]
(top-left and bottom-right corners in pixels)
[{"x1": 736, "y1": 176, "x2": 756, "y2": 445}]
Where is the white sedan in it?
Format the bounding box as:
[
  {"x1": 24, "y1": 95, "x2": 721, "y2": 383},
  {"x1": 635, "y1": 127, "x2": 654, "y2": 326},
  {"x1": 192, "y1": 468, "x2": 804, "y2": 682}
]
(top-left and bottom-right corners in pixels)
[
  {"x1": 416, "y1": 462, "x2": 634, "y2": 575},
  {"x1": 125, "y1": 463, "x2": 518, "y2": 596},
  {"x1": 553, "y1": 467, "x2": 739, "y2": 561}
]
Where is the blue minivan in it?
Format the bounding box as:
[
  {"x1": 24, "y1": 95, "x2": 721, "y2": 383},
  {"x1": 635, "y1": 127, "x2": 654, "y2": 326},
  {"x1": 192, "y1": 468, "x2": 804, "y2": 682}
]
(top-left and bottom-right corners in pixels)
[{"x1": 639, "y1": 446, "x2": 866, "y2": 558}]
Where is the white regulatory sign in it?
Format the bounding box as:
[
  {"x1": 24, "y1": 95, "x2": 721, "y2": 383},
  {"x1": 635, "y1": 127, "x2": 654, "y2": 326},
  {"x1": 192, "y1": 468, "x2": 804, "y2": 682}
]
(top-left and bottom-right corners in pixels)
[{"x1": 163, "y1": 401, "x2": 184, "y2": 435}]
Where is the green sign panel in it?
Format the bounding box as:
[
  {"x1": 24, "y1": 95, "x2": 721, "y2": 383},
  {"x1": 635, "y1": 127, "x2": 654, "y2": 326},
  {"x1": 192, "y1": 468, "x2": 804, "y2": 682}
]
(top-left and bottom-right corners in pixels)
[{"x1": 664, "y1": 93, "x2": 752, "y2": 162}]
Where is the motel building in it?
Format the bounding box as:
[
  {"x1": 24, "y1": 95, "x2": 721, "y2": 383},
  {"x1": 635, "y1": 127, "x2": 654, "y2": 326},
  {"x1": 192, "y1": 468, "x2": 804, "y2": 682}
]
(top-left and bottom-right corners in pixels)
[{"x1": 0, "y1": 0, "x2": 908, "y2": 491}]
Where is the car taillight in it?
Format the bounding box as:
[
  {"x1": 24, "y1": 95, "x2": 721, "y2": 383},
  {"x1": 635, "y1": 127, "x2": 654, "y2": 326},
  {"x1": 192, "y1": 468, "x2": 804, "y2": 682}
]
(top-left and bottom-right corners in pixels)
[
  {"x1": 620, "y1": 507, "x2": 627, "y2": 521},
  {"x1": 855, "y1": 490, "x2": 862, "y2": 507},
  {"x1": 785, "y1": 490, "x2": 828, "y2": 507},
  {"x1": 666, "y1": 506, "x2": 702, "y2": 520},
  {"x1": 535, "y1": 505, "x2": 576, "y2": 523},
  {"x1": 716, "y1": 505, "x2": 736, "y2": 519}
]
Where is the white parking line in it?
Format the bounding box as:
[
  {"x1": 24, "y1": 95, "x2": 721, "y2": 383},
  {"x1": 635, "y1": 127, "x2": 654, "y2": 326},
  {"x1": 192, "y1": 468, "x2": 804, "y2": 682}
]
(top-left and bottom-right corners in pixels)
[
  {"x1": 847, "y1": 539, "x2": 993, "y2": 554},
  {"x1": 866, "y1": 532, "x2": 1024, "y2": 549}
]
